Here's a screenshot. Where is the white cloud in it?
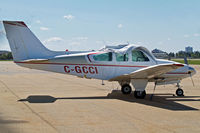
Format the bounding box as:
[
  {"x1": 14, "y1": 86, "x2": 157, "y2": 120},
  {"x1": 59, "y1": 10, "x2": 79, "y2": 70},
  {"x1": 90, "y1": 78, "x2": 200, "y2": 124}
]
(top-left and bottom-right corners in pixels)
[
  {"x1": 43, "y1": 37, "x2": 63, "y2": 44},
  {"x1": 72, "y1": 37, "x2": 88, "y2": 41},
  {"x1": 0, "y1": 43, "x2": 10, "y2": 51},
  {"x1": 117, "y1": 24, "x2": 123, "y2": 28},
  {"x1": 167, "y1": 38, "x2": 171, "y2": 41},
  {"x1": 0, "y1": 30, "x2": 4, "y2": 35},
  {"x1": 40, "y1": 27, "x2": 49, "y2": 31},
  {"x1": 96, "y1": 40, "x2": 103, "y2": 44},
  {"x1": 36, "y1": 20, "x2": 41, "y2": 24},
  {"x1": 184, "y1": 34, "x2": 190, "y2": 38},
  {"x1": 0, "y1": 30, "x2": 4, "y2": 40},
  {"x1": 67, "y1": 37, "x2": 89, "y2": 46},
  {"x1": 158, "y1": 41, "x2": 163, "y2": 45},
  {"x1": 96, "y1": 40, "x2": 126, "y2": 45},
  {"x1": 194, "y1": 33, "x2": 200, "y2": 37},
  {"x1": 63, "y1": 14, "x2": 75, "y2": 21},
  {"x1": 70, "y1": 42, "x2": 81, "y2": 45}
]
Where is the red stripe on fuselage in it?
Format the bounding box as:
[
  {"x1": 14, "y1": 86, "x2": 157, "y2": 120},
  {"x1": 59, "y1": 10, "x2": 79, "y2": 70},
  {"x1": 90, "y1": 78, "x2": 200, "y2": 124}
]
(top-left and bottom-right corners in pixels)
[
  {"x1": 14, "y1": 61, "x2": 147, "y2": 68},
  {"x1": 14, "y1": 61, "x2": 188, "y2": 75}
]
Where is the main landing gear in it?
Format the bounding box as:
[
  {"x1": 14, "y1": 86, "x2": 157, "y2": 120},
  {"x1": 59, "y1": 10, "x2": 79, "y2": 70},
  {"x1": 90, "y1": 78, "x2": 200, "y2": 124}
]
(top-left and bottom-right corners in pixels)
[
  {"x1": 121, "y1": 84, "x2": 132, "y2": 94},
  {"x1": 176, "y1": 83, "x2": 184, "y2": 96},
  {"x1": 121, "y1": 84, "x2": 146, "y2": 99}
]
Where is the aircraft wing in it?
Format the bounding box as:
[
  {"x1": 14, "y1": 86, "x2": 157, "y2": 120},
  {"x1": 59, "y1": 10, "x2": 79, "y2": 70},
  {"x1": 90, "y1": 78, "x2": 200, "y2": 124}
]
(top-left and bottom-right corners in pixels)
[{"x1": 109, "y1": 63, "x2": 184, "y2": 81}]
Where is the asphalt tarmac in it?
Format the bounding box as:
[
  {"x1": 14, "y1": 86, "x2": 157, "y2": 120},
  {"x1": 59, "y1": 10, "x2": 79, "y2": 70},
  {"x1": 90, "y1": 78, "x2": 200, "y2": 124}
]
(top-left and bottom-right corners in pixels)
[{"x1": 0, "y1": 61, "x2": 199, "y2": 133}]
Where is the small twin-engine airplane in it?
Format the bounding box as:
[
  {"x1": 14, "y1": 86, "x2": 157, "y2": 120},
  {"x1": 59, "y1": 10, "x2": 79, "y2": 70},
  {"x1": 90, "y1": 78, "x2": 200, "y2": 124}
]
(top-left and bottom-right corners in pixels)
[{"x1": 2, "y1": 21, "x2": 196, "y2": 99}]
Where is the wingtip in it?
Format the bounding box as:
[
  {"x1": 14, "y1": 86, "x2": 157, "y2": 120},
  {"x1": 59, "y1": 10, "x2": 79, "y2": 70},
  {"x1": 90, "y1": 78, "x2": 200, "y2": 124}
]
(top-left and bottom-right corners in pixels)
[{"x1": 173, "y1": 63, "x2": 184, "y2": 67}]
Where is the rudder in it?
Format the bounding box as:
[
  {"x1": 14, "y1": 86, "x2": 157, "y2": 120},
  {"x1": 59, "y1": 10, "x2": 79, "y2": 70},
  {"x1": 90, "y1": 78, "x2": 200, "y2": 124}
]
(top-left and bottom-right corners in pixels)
[{"x1": 3, "y1": 21, "x2": 59, "y2": 61}]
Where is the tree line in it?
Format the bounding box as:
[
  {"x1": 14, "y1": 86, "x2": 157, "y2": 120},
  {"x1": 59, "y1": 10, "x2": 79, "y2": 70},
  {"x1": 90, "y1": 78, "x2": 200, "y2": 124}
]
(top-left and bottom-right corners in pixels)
[
  {"x1": 0, "y1": 52, "x2": 13, "y2": 60},
  {"x1": 169, "y1": 51, "x2": 200, "y2": 58}
]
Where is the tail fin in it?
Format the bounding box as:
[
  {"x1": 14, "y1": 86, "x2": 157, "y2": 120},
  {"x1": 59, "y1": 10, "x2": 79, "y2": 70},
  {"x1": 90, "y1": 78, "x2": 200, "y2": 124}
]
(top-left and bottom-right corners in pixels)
[{"x1": 3, "y1": 21, "x2": 62, "y2": 61}]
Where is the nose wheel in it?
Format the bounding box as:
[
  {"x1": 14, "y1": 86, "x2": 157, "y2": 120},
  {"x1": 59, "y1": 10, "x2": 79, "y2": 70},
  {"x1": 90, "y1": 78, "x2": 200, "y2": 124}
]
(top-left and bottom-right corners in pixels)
[
  {"x1": 121, "y1": 84, "x2": 132, "y2": 94},
  {"x1": 134, "y1": 90, "x2": 146, "y2": 99},
  {"x1": 176, "y1": 88, "x2": 184, "y2": 96},
  {"x1": 176, "y1": 83, "x2": 184, "y2": 96}
]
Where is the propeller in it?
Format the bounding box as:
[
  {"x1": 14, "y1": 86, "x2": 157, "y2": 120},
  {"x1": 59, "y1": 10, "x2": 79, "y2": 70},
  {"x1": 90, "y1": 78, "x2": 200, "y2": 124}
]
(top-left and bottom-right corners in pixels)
[
  {"x1": 184, "y1": 56, "x2": 195, "y2": 86},
  {"x1": 184, "y1": 56, "x2": 188, "y2": 65},
  {"x1": 189, "y1": 71, "x2": 195, "y2": 87}
]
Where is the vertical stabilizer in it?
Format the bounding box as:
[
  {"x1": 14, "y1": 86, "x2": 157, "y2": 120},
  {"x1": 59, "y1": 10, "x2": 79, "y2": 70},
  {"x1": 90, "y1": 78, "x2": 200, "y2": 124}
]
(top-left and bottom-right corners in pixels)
[{"x1": 3, "y1": 21, "x2": 63, "y2": 61}]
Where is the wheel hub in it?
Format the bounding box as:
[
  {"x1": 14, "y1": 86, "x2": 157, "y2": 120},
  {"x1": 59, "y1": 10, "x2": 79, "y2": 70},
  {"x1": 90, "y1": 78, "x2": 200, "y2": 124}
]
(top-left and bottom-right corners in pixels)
[
  {"x1": 177, "y1": 91, "x2": 182, "y2": 95},
  {"x1": 124, "y1": 87, "x2": 130, "y2": 92},
  {"x1": 176, "y1": 88, "x2": 184, "y2": 96}
]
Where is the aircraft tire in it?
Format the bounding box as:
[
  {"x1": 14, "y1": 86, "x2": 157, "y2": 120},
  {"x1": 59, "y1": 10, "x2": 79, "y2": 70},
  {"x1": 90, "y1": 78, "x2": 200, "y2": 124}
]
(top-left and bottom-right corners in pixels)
[
  {"x1": 121, "y1": 84, "x2": 132, "y2": 94},
  {"x1": 134, "y1": 90, "x2": 146, "y2": 99},
  {"x1": 176, "y1": 88, "x2": 184, "y2": 96}
]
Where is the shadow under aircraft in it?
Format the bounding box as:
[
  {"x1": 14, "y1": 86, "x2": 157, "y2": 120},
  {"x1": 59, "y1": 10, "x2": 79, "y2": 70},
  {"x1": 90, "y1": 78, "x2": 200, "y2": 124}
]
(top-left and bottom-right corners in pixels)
[{"x1": 18, "y1": 90, "x2": 200, "y2": 111}]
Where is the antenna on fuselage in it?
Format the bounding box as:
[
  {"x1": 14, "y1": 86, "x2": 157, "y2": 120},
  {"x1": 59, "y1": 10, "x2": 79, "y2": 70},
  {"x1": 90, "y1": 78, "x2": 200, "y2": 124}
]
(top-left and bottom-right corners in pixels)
[{"x1": 103, "y1": 40, "x2": 106, "y2": 45}]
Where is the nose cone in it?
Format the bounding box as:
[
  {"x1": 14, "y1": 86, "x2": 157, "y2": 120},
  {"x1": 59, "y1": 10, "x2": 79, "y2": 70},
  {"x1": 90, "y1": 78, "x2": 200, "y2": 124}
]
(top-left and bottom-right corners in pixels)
[{"x1": 188, "y1": 66, "x2": 196, "y2": 76}]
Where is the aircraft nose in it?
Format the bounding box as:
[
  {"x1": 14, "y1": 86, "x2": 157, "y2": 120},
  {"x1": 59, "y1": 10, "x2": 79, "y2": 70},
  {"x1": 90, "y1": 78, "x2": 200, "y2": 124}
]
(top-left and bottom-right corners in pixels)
[{"x1": 188, "y1": 66, "x2": 196, "y2": 76}]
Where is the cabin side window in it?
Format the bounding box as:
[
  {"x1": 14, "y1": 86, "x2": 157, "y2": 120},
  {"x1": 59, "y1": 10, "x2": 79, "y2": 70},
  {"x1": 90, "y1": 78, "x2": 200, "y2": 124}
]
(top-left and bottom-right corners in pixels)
[
  {"x1": 93, "y1": 52, "x2": 112, "y2": 61},
  {"x1": 132, "y1": 50, "x2": 149, "y2": 62},
  {"x1": 115, "y1": 53, "x2": 128, "y2": 61}
]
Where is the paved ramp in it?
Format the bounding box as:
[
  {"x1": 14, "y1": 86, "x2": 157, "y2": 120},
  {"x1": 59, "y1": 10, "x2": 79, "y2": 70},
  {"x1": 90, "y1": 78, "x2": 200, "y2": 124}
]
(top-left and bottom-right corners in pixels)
[{"x1": 0, "y1": 61, "x2": 200, "y2": 133}]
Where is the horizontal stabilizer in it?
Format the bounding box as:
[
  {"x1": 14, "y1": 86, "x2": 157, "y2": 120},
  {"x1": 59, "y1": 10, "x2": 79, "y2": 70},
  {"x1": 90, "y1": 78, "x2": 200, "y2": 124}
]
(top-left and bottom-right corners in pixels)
[{"x1": 17, "y1": 59, "x2": 49, "y2": 63}]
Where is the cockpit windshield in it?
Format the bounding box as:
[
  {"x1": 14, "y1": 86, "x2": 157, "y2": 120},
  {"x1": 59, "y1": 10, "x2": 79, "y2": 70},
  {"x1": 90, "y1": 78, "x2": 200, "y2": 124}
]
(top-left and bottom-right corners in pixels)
[{"x1": 132, "y1": 50, "x2": 149, "y2": 62}]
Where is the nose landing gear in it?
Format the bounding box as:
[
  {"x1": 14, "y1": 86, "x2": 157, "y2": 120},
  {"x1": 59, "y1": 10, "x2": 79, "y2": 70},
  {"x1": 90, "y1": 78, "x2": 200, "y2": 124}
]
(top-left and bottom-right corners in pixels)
[
  {"x1": 176, "y1": 88, "x2": 184, "y2": 96},
  {"x1": 134, "y1": 90, "x2": 146, "y2": 99}
]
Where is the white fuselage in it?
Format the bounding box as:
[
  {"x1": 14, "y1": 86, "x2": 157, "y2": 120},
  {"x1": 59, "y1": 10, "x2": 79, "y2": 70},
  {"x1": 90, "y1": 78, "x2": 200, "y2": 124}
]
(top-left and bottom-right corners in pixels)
[{"x1": 15, "y1": 52, "x2": 195, "y2": 82}]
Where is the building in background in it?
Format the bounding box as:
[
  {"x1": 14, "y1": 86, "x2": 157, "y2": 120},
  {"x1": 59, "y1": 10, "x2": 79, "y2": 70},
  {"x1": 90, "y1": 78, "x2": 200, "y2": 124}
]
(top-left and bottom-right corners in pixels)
[
  {"x1": 185, "y1": 46, "x2": 193, "y2": 53},
  {"x1": 0, "y1": 50, "x2": 10, "y2": 55},
  {"x1": 152, "y1": 49, "x2": 168, "y2": 59}
]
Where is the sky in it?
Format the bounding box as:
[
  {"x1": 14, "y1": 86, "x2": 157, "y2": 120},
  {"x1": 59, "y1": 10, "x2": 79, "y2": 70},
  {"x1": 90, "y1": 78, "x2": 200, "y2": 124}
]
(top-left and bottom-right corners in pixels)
[{"x1": 0, "y1": 0, "x2": 200, "y2": 52}]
